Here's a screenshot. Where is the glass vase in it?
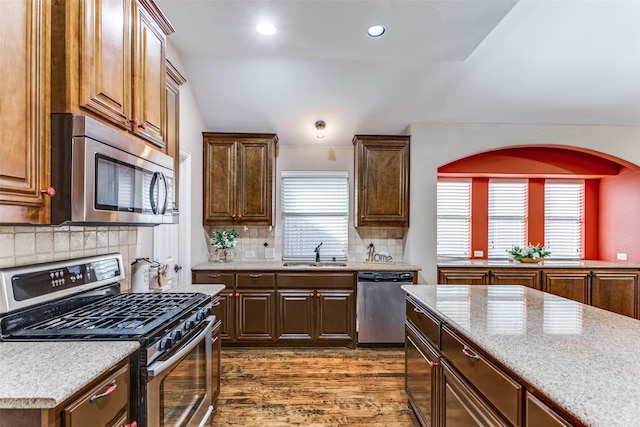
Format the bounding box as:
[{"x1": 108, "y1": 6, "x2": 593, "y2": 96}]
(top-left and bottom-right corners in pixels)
[{"x1": 218, "y1": 247, "x2": 234, "y2": 263}]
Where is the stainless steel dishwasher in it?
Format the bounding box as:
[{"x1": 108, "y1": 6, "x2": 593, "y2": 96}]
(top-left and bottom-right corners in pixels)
[{"x1": 357, "y1": 271, "x2": 415, "y2": 345}]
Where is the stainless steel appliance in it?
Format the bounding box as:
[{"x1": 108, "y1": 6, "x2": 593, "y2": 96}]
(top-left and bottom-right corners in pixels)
[
  {"x1": 51, "y1": 113, "x2": 176, "y2": 225},
  {"x1": 0, "y1": 254, "x2": 216, "y2": 427},
  {"x1": 357, "y1": 271, "x2": 415, "y2": 345}
]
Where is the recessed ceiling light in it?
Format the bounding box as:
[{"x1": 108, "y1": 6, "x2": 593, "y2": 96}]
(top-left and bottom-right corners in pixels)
[
  {"x1": 256, "y1": 21, "x2": 276, "y2": 36},
  {"x1": 366, "y1": 25, "x2": 386, "y2": 38}
]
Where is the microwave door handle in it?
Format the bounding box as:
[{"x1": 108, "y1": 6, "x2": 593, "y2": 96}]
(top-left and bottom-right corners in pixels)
[
  {"x1": 149, "y1": 172, "x2": 159, "y2": 214},
  {"x1": 160, "y1": 172, "x2": 169, "y2": 214}
]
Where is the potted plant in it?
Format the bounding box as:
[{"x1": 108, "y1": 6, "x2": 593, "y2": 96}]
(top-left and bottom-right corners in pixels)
[
  {"x1": 507, "y1": 244, "x2": 551, "y2": 263},
  {"x1": 211, "y1": 228, "x2": 238, "y2": 262}
]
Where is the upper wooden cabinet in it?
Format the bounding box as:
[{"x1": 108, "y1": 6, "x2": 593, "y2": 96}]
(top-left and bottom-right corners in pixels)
[
  {"x1": 0, "y1": 0, "x2": 51, "y2": 224},
  {"x1": 165, "y1": 60, "x2": 187, "y2": 212},
  {"x1": 353, "y1": 135, "x2": 410, "y2": 227},
  {"x1": 51, "y1": 0, "x2": 173, "y2": 149},
  {"x1": 203, "y1": 133, "x2": 278, "y2": 226}
]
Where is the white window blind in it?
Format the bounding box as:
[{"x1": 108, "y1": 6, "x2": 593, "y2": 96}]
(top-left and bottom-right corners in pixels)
[
  {"x1": 437, "y1": 180, "x2": 471, "y2": 258},
  {"x1": 281, "y1": 171, "x2": 348, "y2": 260},
  {"x1": 488, "y1": 180, "x2": 527, "y2": 259},
  {"x1": 544, "y1": 180, "x2": 584, "y2": 260}
]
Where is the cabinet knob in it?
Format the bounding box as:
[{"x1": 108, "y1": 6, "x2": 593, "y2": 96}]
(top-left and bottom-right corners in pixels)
[
  {"x1": 231, "y1": 214, "x2": 236, "y2": 219},
  {"x1": 309, "y1": 292, "x2": 314, "y2": 297},
  {"x1": 236, "y1": 292, "x2": 240, "y2": 297},
  {"x1": 124, "y1": 422, "x2": 137, "y2": 427},
  {"x1": 228, "y1": 292, "x2": 234, "y2": 297},
  {"x1": 238, "y1": 214, "x2": 243, "y2": 218},
  {"x1": 316, "y1": 292, "x2": 321, "y2": 297},
  {"x1": 208, "y1": 274, "x2": 221, "y2": 279},
  {"x1": 41, "y1": 187, "x2": 56, "y2": 197},
  {"x1": 128, "y1": 118, "x2": 146, "y2": 129},
  {"x1": 429, "y1": 361, "x2": 439, "y2": 368},
  {"x1": 360, "y1": 214, "x2": 365, "y2": 219}
]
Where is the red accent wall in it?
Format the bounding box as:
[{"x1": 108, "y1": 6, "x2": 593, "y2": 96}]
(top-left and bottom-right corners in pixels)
[
  {"x1": 471, "y1": 179, "x2": 488, "y2": 258},
  {"x1": 584, "y1": 180, "x2": 599, "y2": 260},
  {"x1": 598, "y1": 167, "x2": 640, "y2": 263}
]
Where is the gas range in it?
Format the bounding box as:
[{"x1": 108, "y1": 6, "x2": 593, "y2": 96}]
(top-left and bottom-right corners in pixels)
[{"x1": 0, "y1": 253, "x2": 215, "y2": 426}]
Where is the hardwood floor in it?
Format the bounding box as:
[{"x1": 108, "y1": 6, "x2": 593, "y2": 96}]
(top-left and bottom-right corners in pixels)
[{"x1": 212, "y1": 347, "x2": 420, "y2": 427}]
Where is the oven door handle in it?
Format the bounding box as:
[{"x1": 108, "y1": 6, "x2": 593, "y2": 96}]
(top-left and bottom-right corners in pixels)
[{"x1": 147, "y1": 317, "x2": 214, "y2": 378}]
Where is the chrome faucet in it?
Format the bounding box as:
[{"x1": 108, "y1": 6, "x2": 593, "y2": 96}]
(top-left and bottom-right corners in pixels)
[{"x1": 314, "y1": 242, "x2": 323, "y2": 263}]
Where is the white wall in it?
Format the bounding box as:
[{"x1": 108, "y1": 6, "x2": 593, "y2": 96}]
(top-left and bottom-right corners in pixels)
[{"x1": 408, "y1": 122, "x2": 640, "y2": 284}]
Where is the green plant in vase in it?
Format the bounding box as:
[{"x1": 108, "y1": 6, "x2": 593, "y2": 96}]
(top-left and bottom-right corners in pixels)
[{"x1": 211, "y1": 228, "x2": 238, "y2": 262}]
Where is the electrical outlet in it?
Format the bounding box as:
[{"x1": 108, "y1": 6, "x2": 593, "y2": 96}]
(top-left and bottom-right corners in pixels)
[
  {"x1": 245, "y1": 250, "x2": 256, "y2": 258},
  {"x1": 473, "y1": 250, "x2": 484, "y2": 257},
  {"x1": 617, "y1": 253, "x2": 628, "y2": 261},
  {"x1": 265, "y1": 248, "x2": 275, "y2": 259}
]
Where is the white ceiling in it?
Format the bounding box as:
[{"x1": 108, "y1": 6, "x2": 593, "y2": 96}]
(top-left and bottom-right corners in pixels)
[{"x1": 157, "y1": 0, "x2": 640, "y2": 146}]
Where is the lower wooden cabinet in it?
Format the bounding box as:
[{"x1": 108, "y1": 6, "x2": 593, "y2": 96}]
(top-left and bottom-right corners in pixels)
[
  {"x1": 438, "y1": 268, "x2": 539, "y2": 289},
  {"x1": 541, "y1": 270, "x2": 590, "y2": 304},
  {"x1": 589, "y1": 270, "x2": 638, "y2": 318},
  {"x1": 0, "y1": 358, "x2": 132, "y2": 427},
  {"x1": 406, "y1": 295, "x2": 577, "y2": 427},
  {"x1": 405, "y1": 324, "x2": 439, "y2": 427},
  {"x1": 193, "y1": 270, "x2": 356, "y2": 347}
]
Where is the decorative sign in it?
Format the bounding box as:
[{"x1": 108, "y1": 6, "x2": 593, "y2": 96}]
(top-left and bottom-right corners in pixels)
[{"x1": 365, "y1": 243, "x2": 394, "y2": 264}]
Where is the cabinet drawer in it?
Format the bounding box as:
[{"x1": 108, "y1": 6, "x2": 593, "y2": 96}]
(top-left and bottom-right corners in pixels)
[
  {"x1": 237, "y1": 272, "x2": 276, "y2": 288},
  {"x1": 441, "y1": 326, "x2": 522, "y2": 426},
  {"x1": 277, "y1": 273, "x2": 355, "y2": 289},
  {"x1": 406, "y1": 298, "x2": 440, "y2": 349},
  {"x1": 192, "y1": 271, "x2": 235, "y2": 286},
  {"x1": 526, "y1": 393, "x2": 571, "y2": 427},
  {"x1": 63, "y1": 362, "x2": 129, "y2": 427}
]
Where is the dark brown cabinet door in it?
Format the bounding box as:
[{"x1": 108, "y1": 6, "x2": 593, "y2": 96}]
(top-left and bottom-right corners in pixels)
[
  {"x1": 0, "y1": 0, "x2": 50, "y2": 223},
  {"x1": 526, "y1": 393, "x2": 571, "y2": 427},
  {"x1": 212, "y1": 292, "x2": 234, "y2": 342},
  {"x1": 590, "y1": 270, "x2": 639, "y2": 318},
  {"x1": 277, "y1": 290, "x2": 314, "y2": 341},
  {"x1": 541, "y1": 270, "x2": 590, "y2": 304},
  {"x1": 490, "y1": 269, "x2": 540, "y2": 289},
  {"x1": 202, "y1": 133, "x2": 277, "y2": 225},
  {"x1": 165, "y1": 60, "x2": 186, "y2": 211},
  {"x1": 438, "y1": 269, "x2": 489, "y2": 285},
  {"x1": 353, "y1": 135, "x2": 410, "y2": 227},
  {"x1": 235, "y1": 290, "x2": 276, "y2": 342},
  {"x1": 132, "y1": 1, "x2": 167, "y2": 147},
  {"x1": 405, "y1": 326, "x2": 439, "y2": 427},
  {"x1": 315, "y1": 289, "x2": 355, "y2": 342}
]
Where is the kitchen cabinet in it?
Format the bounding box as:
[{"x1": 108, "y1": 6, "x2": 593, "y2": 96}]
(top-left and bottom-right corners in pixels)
[
  {"x1": 0, "y1": 0, "x2": 51, "y2": 224},
  {"x1": 194, "y1": 271, "x2": 235, "y2": 340},
  {"x1": 590, "y1": 270, "x2": 639, "y2": 318},
  {"x1": 0, "y1": 358, "x2": 132, "y2": 427},
  {"x1": 438, "y1": 268, "x2": 539, "y2": 289},
  {"x1": 405, "y1": 322, "x2": 440, "y2": 427},
  {"x1": 276, "y1": 273, "x2": 356, "y2": 348},
  {"x1": 203, "y1": 133, "x2": 278, "y2": 226},
  {"x1": 353, "y1": 135, "x2": 410, "y2": 227},
  {"x1": 540, "y1": 269, "x2": 590, "y2": 304},
  {"x1": 51, "y1": 0, "x2": 173, "y2": 149},
  {"x1": 526, "y1": 393, "x2": 572, "y2": 427},
  {"x1": 165, "y1": 60, "x2": 187, "y2": 212}
]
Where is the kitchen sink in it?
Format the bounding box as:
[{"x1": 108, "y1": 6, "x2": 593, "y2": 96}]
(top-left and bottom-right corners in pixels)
[{"x1": 283, "y1": 262, "x2": 348, "y2": 267}]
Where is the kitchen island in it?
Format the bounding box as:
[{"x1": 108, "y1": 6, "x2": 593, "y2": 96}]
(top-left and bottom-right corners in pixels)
[{"x1": 403, "y1": 284, "x2": 640, "y2": 426}]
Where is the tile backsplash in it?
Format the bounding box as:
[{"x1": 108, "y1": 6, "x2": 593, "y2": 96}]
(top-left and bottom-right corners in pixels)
[
  {"x1": 204, "y1": 224, "x2": 407, "y2": 262},
  {"x1": 0, "y1": 226, "x2": 139, "y2": 290}
]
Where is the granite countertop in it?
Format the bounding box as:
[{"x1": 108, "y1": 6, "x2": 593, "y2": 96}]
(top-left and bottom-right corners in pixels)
[
  {"x1": 437, "y1": 258, "x2": 640, "y2": 268},
  {"x1": 402, "y1": 284, "x2": 640, "y2": 427},
  {"x1": 0, "y1": 341, "x2": 140, "y2": 409},
  {"x1": 173, "y1": 283, "x2": 226, "y2": 295},
  {"x1": 192, "y1": 260, "x2": 422, "y2": 272}
]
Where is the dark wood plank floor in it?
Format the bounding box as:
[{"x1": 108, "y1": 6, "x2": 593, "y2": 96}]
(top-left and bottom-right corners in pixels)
[{"x1": 212, "y1": 347, "x2": 420, "y2": 426}]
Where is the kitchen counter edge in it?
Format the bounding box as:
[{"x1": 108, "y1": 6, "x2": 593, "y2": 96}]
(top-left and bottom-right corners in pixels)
[{"x1": 191, "y1": 261, "x2": 422, "y2": 272}]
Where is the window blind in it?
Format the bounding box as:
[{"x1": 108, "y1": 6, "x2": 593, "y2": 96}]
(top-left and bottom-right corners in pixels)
[
  {"x1": 488, "y1": 180, "x2": 527, "y2": 259},
  {"x1": 437, "y1": 180, "x2": 471, "y2": 258},
  {"x1": 544, "y1": 180, "x2": 584, "y2": 260},
  {"x1": 281, "y1": 171, "x2": 349, "y2": 260}
]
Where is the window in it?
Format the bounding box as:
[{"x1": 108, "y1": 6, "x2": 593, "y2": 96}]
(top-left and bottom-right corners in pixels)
[
  {"x1": 281, "y1": 171, "x2": 348, "y2": 260},
  {"x1": 488, "y1": 180, "x2": 528, "y2": 259},
  {"x1": 437, "y1": 180, "x2": 471, "y2": 258},
  {"x1": 544, "y1": 180, "x2": 584, "y2": 259}
]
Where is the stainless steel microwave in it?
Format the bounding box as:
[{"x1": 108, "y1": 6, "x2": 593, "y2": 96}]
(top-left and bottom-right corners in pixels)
[{"x1": 51, "y1": 114, "x2": 176, "y2": 225}]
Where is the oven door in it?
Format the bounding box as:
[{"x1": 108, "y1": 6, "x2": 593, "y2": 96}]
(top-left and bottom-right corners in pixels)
[{"x1": 147, "y1": 317, "x2": 214, "y2": 427}]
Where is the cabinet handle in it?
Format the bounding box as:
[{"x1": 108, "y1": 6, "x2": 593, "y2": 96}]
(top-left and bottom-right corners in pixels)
[
  {"x1": 231, "y1": 214, "x2": 236, "y2": 219},
  {"x1": 41, "y1": 187, "x2": 56, "y2": 197},
  {"x1": 316, "y1": 292, "x2": 321, "y2": 297},
  {"x1": 212, "y1": 300, "x2": 221, "y2": 307},
  {"x1": 360, "y1": 214, "x2": 365, "y2": 219},
  {"x1": 249, "y1": 274, "x2": 262, "y2": 279},
  {"x1": 129, "y1": 118, "x2": 146, "y2": 129},
  {"x1": 228, "y1": 292, "x2": 234, "y2": 297},
  {"x1": 462, "y1": 346, "x2": 480, "y2": 361},
  {"x1": 309, "y1": 292, "x2": 314, "y2": 297},
  {"x1": 123, "y1": 422, "x2": 137, "y2": 427},
  {"x1": 429, "y1": 361, "x2": 439, "y2": 368},
  {"x1": 238, "y1": 214, "x2": 243, "y2": 218},
  {"x1": 413, "y1": 307, "x2": 425, "y2": 314},
  {"x1": 90, "y1": 379, "x2": 117, "y2": 402},
  {"x1": 208, "y1": 274, "x2": 221, "y2": 279},
  {"x1": 236, "y1": 292, "x2": 240, "y2": 297}
]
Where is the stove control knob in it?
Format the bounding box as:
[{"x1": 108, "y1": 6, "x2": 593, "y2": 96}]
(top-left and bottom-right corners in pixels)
[
  {"x1": 158, "y1": 338, "x2": 174, "y2": 351},
  {"x1": 195, "y1": 311, "x2": 205, "y2": 321},
  {"x1": 184, "y1": 320, "x2": 196, "y2": 331},
  {"x1": 171, "y1": 330, "x2": 182, "y2": 341}
]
